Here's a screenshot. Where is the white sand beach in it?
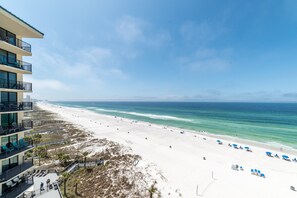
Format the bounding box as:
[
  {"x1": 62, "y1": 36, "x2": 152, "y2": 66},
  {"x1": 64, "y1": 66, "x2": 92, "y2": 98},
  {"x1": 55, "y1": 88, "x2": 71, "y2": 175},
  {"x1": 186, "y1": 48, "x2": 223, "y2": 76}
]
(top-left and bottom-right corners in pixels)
[{"x1": 37, "y1": 103, "x2": 297, "y2": 198}]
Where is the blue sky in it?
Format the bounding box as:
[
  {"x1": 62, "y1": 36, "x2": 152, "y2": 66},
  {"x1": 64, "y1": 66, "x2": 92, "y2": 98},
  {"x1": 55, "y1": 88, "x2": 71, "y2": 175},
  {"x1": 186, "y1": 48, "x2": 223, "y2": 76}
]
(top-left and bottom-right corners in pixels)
[{"x1": 2, "y1": 0, "x2": 297, "y2": 102}]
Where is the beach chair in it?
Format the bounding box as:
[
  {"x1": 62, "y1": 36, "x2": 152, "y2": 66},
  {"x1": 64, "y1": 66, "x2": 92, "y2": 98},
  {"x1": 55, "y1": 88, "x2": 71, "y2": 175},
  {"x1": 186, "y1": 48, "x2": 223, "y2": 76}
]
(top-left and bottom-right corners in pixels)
[
  {"x1": 33, "y1": 170, "x2": 40, "y2": 176},
  {"x1": 2, "y1": 145, "x2": 14, "y2": 152},
  {"x1": 254, "y1": 169, "x2": 258, "y2": 175},
  {"x1": 19, "y1": 139, "x2": 29, "y2": 147},
  {"x1": 37, "y1": 170, "x2": 45, "y2": 177},
  {"x1": 42, "y1": 170, "x2": 49, "y2": 177},
  {"x1": 274, "y1": 154, "x2": 279, "y2": 158},
  {"x1": 12, "y1": 141, "x2": 21, "y2": 149}
]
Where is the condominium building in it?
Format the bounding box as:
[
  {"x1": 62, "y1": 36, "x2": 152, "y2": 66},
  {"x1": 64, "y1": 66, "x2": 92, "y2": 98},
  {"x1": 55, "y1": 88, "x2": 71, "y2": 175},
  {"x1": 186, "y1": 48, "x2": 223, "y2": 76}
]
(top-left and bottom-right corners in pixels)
[{"x1": 0, "y1": 6, "x2": 43, "y2": 198}]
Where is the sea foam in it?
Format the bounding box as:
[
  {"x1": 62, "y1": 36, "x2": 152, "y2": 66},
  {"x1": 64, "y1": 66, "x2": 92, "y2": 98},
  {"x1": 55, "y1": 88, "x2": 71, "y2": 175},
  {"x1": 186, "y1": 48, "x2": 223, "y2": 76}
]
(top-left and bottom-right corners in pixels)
[{"x1": 95, "y1": 108, "x2": 193, "y2": 122}]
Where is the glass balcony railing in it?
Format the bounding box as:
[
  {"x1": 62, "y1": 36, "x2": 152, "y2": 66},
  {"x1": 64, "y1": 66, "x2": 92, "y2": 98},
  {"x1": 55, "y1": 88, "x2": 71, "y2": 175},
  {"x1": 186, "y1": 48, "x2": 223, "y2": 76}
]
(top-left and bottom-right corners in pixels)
[
  {"x1": 0, "y1": 102, "x2": 33, "y2": 112},
  {"x1": 0, "y1": 36, "x2": 31, "y2": 53},
  {"x1": 1, "y1": 179, "x2": 33, "y2": 198},
  {"x1": 0, "y1": 158, "x2": 33, "y2": 182},
  {"x1": 0, "y1": 120, "x2": 33, "y2": 136},
  {"x1": 0, "y1": 55, "x2": 32, "y2": 72},
  {"x1": 0, "y1": 78, "x2": 32, "y2": 91},
  {"x1": 0, "y1": 139, "x2": 33, "y2": 160}
]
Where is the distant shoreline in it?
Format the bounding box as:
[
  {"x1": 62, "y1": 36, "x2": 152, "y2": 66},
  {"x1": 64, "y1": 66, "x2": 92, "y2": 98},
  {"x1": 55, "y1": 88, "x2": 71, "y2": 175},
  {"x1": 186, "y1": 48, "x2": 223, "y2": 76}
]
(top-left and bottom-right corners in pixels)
[{"x1": 48, "y1": 101, "x2": 297, "y2": 153}]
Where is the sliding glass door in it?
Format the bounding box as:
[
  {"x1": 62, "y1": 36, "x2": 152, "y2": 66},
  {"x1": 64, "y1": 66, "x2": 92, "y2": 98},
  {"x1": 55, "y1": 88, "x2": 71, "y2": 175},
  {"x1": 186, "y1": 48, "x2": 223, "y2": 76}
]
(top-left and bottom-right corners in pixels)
[{"x1": 1, "y1": 113, "x2": 18, "y2": 128}]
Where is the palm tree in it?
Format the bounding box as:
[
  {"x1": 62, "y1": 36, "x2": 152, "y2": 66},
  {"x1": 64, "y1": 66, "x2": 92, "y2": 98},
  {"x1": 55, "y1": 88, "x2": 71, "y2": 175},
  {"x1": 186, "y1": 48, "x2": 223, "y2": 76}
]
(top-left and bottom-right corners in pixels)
[
  {"x1": 32, "y1": 133, "x2": 42, "y2": 147},
  {"x1": 34, "y1": 146, "x2": 48, "y2": 166},
  {"x1": 57, "y1": 152, "x2": 70, "y2": 166},
  {"x1": 57, "y1": 152, "x2": 65, "y2": 165},
  {"x1": 148, "y1": 182, "x2": 158, "y2": 198},
  {"x1": 62, "y1": 154, "x2": 70, "y2": 165},
  {"x1": 74, "y1": 178, "x2": 79, "y2": 195},
  {"x1": 62, "y1": 172, "x2": 70, "y2": 197},
  {"x1": 82, "y1": 151, "x2": 88, "y2": 169}
]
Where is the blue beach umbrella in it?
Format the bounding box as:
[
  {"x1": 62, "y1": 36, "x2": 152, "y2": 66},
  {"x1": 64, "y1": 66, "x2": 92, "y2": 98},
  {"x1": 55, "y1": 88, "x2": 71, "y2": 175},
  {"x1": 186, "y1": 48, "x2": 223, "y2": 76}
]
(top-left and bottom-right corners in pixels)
[
  {"x1": 282, "y1": 155, "x2": 289, "y2": 159},
  {"x1": 244, "y1": 146, "x2": 249, "y2": 150},
  {"x1": 266, "y1": 152, "x2": 272, "y2": 156},
  {"x1": 232, "y1": 144, "x2": 238, "y2": 148}
]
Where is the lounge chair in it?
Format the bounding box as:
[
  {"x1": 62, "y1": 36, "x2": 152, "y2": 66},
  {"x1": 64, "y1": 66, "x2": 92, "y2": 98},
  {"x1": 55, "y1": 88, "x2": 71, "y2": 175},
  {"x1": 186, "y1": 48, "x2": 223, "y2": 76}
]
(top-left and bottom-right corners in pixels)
[
  {"x1": 12, "y1": 141, "x2": 21, "y2": 149},
  {"x1": 33, "y1": 170, "x2": 40, "y2": 176},
  {"x1": 275, "y1": 154, "x2": 279, "y2": 158},
  {"x1": 37, "y1": 170, "x2": 45, "y2": 177},
  {"x1": 19, "y1": 139, "x2": 29, "y2": 147},
  {"x1": 42, "y1": 170, "x2": 49, "y2": 177},
  {"x1": 2, "y1": 145, "x2": 14, "y2": 152},
  {"x1": 254, "y1": 169, "x2": 258, "y2": 175}
]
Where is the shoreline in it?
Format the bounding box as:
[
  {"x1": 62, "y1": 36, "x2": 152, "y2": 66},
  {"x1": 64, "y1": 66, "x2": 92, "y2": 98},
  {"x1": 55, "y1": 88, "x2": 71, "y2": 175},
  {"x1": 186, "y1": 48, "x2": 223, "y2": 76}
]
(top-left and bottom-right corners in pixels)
[
  {"x1": 49, "y1": 102, "x2": 297, "y2": 155},
  {"x1": 51, "y1": 102, "x2": 297, "y2": 153},
  {"x1": 37, "y1": 102, "x2": 297, "y2": 198}
]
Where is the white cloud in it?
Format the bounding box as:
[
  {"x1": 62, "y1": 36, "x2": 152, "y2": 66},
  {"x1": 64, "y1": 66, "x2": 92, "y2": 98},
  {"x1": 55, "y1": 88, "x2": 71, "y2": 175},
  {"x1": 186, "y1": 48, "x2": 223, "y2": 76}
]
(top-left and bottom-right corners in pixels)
[
  {"x1": 180, "y1": 48, "x2": 232, "y2": 72},
  {"x1": 180, "y1": 21, "x2": 227, "y2": 44},
  {"x1": 27, "y1": 77, "x2": 69, "y2": 91},
  {"x1": 115, "y1": 16, "x2": 145, "y2": 44},
  {"x1": 115, "y1": 16, "x2": 171, "y2": 47},
  {"x1": 31, "y1": 45, "x2": 127, "y2": 80}
]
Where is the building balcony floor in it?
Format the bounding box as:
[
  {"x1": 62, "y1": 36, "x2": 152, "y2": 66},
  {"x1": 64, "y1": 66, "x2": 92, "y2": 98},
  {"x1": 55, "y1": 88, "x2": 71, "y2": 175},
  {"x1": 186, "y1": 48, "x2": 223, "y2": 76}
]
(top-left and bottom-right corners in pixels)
[{"x1": 1, "y1": 176, "x2": 33, "y2": 198}]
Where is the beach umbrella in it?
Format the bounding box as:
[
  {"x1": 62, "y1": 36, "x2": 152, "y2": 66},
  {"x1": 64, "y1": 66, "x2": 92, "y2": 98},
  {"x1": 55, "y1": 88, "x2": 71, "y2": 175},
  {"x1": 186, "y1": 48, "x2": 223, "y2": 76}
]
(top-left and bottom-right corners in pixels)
[
  {"x1": 244, "y1": 146, "x2": 249, "y2": 150},
  {"x1": 217, "y1": 140, "x2": 221, "y2": 142},
  {"x1": 282, "y1": 155, "x2": 289, "y2": 159},
  {"x1": 266, "y1": 152, "x2": 272, "y2": 156},
  {"x1": 232, "y1": 144, "x2": 238, "y2": 148}
]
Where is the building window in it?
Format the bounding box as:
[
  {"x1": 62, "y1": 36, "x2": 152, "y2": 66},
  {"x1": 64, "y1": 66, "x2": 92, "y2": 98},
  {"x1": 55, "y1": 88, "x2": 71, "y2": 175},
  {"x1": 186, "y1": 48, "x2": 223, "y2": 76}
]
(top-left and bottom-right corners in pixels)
[
  {"x1": 1, "y1": 155, "x2": 18, "y2": 172},
  {"x1": 1, "y1": 113, "x2": 18, "y2": 128},
  {"x1": 0, "y1": 92, "x2": 17, "y2": 103},
  {"x1": 1, "y1": 134, "x2": 18, "y2": 147},
  {"x1": 0, "y1": 27, "x2": 16, "y2": 45},
  {"x1": 0, "y1": 28, "x2": 6, "y2": 41}
]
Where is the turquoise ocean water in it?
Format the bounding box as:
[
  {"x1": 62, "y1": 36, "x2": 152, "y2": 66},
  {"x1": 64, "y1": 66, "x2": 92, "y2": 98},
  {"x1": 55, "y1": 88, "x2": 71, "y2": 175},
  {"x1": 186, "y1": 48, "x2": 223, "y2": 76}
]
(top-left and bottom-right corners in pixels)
[{"x1": 51, "y1": 102, "x2": 297, "y2": 150}]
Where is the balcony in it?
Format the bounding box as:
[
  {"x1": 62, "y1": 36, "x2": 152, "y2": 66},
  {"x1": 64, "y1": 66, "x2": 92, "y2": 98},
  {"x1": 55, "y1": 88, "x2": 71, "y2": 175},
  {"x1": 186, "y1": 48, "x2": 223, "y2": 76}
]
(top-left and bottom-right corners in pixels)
[
  {"x1": 0, "y1": 159, "x2": 33, "y2": 182},
  {"x1": 0, "y1": 55, "x2": 32, "y2": 73},
  {"x1": 0, "y1": 36, "x2": 31, "y2": 53},
  {"x1": 0, "y1": 102, "x2": 33, "y2": 113},
  {"x1": 1, "y1": 173, "x2": 34, "y2": 198},
  {"x1": 0, "y1": 140, "x2": 33, "y2": 160},
  {"x1": 0, "y1": 78, "x2": 32, "y2": 92},
  {"x1": 0, "y1": 120, "x2": 33, "y2": 136}
]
